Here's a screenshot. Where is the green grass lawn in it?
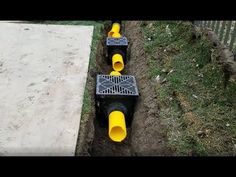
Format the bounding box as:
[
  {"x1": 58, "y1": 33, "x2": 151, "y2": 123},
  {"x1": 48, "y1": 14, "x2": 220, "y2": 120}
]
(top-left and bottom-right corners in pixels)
[{"x1": 142, "y1": 21, "x2": 236, "y2": 155}]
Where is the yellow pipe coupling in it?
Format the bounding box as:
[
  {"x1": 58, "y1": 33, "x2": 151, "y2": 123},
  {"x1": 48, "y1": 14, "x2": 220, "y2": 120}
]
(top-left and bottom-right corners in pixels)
[
  {"x1": 108, "y1": 23, "x2": 121, "y2": 38},
  {"x1": 112, "y1": 53, "x2": 124, "y2": 72},
  {"x1": 111, "y1": 32, "x2": 121, "y2": 38},
  {"x1": 110, "y1": 71, "x2": 121, "y2": 76},
  {"x1": 108, "y1": 110, "x2": 127, "y2": 142}
]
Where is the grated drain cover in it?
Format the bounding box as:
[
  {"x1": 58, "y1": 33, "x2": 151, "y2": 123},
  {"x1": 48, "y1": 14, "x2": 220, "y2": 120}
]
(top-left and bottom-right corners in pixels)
[{"x1": 96, "y1": 75, "x2": 139, "y2": 96}]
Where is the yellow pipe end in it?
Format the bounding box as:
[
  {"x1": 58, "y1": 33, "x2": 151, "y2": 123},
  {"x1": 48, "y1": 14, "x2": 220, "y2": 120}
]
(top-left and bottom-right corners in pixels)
[
  {"x1": 109, "y1": 111, "x2": 127, "y2": 142},
  {"x1": 108, "y1": 23, "x2": 121, "y2": 37},
  {"x1": 111, "y1": 32, "x2": 122, "y2": 38},
  {"x1": 112, "y1": 54, "x2": 124, "y2": 72},
  {"x1": 110, "y1": 71, "x2": 121, "y2": 76}
]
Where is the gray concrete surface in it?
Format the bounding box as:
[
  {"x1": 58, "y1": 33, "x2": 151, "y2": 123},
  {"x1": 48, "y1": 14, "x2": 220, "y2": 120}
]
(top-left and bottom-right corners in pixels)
[{"x1": 0, "y1": 22, "x2": 93, "y2": 156}]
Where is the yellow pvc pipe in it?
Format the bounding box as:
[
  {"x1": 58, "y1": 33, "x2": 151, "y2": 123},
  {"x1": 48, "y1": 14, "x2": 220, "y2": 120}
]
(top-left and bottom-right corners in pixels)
[
  {"x1": 110, "y1": 71, "x2": 121, "y2": 76},
  {"x1": 108, "y1": 23, "x2": 121, "y2": 38},
  {"x1": 108, "y1": 111, "x2": 127, "y2": 142},
  {"x1": 111, "y1": 32, "x2": 121, "y2": 38},
  {"x1": 112, "y1": 54, "x2": 124, "y2": 72}
]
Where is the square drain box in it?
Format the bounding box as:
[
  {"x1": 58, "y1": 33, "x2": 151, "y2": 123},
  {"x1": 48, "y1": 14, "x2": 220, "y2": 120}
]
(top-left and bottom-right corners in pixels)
[
  {"x1": 95, "y1": 74, "x2": 139, "y2": 127},
  {"x1": 106, "y1": 37, "x2": 128, "y2": 65}
]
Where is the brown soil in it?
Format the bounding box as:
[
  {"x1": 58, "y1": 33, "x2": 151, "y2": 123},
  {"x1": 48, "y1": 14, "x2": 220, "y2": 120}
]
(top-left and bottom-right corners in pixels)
[
  {"x1": 124, "y1": 21, "x2": 172, "y2": 155},
  {"x1": 77, "y1": 21, "x2": 172, "y2": 156}
]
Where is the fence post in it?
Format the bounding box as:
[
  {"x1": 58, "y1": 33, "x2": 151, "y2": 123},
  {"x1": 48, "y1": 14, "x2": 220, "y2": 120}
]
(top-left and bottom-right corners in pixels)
[
  {"x1": 195, "y1": 21, "x2": 200, "y2": 26},
  {"x1": 211, "y1": 21, "x2": 216, "y2": 30},
  {"x1": 207, "y1": 21, "x2": 211, "y2": 28},
  {"x1": 215, "y1": 21, "x2": 220, "y2": 35},
  {"x1": 219, "y1": 21, "x2": 226, "y2": 42},
  {"x1": 201, "y1": 21, "x2": 204, "y2": 27},
  {"x1": 202, "y1": 21, "x2": 206, "y2": 27},
  {"x1": 229, "y1": 22, "x2": 236, "y2": 50},
  {"x1": 224, "y1": 21, "x2": 232, "y2": 45}
]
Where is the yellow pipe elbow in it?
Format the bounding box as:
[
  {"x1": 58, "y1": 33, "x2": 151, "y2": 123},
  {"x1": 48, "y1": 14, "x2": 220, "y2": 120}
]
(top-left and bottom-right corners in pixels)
[
  {"x1": 112, "y1": 54, "x2": 124, "y2": 72},
  {"x1": 108, "y1": 111, "x2": 127, "y2": 142},
  {"x1": 110, "y1": 71, "x2": 121, "y2": 76},
  {"x1": 108, "y1": 23, "x2": 121, "y2": 37}
]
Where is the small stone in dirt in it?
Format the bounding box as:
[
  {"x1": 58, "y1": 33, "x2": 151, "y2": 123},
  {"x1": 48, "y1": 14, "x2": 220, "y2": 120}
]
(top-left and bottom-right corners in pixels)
[
  {"x1": 167, "y1": 69, "x2": 174, "y2": 75},
  {"x1": 198, "y1": 73, "x2": 204, "y2": 78},
  {"x1": 161, "y1": 78, "x2": 167, "y2": 84},
  {"x1": 161, "y1": 69, "x2": 166, "y2": 73},
  {"x1": 205, "y1": 129, "x2": 210, "y2": 137},
  {"x1": 148, "y1": 37, "x2": 151, "y2": 41},
  {"x1": 155, "y1": 75, "x2": 161, "y2": 84},
  {"x1": 192, "y1": 94, "x2": 198, "y2": 99},
  {"x1": 197, "y1": 130, "x2": 205, "y2": 136},
  {"x1": 226, "y1": 123, "x2": 230, "y2": 127},
  {"x1": 197, "y1": 129, "x2": 210, "y2": 138}
]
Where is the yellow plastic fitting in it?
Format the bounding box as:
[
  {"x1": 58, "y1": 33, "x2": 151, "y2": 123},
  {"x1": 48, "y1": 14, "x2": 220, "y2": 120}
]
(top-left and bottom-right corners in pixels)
[
  {"x1": 111, "y1": 32, "x2": 121, "y2": 38},
  {"x1": 108, "y1": 111, "x2": 127, "y2": 142},
  {"x1": 108, "y1": 23, "x2": 121, "y2": 37},
  {"x1": 110, "y1": 71, "x2": 121, "y2": 76},
  {"x1": 112, "y1": 53, "x2": 124, "y2": 72}
]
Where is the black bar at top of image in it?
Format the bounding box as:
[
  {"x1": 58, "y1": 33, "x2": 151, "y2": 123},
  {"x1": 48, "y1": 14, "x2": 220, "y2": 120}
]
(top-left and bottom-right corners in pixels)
[{"x1": 0, "y1": 1, "x2": 236, "y2": 20}]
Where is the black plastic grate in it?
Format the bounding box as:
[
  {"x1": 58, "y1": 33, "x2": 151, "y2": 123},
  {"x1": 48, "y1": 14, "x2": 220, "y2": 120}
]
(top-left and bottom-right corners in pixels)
[
  {"x1": 106, "y1": 37, "x2": 128, "y2": 46},
  {"x1": 96, "y1": 75, "x2": 139, "y2": 96}
]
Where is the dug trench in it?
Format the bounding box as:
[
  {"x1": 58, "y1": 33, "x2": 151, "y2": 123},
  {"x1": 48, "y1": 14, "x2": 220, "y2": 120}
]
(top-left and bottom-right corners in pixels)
[{"x1": 76, "y1": 21, "x2": 172, "y2": 156}]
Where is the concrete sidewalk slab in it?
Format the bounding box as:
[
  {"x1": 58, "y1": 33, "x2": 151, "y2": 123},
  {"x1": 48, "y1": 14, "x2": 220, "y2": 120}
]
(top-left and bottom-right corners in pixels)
[{"x1": 0, "y1": 22, "x2": 93, "y2": 156}]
